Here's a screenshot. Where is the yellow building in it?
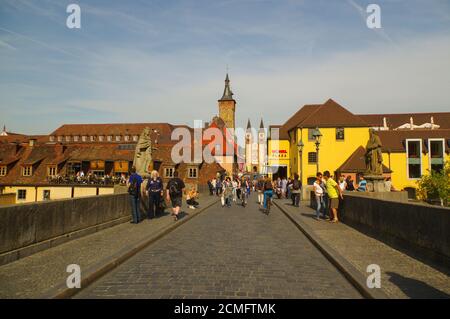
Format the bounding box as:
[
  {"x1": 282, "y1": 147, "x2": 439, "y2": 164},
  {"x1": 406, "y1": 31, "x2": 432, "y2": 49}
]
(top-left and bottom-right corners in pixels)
[{"x1": 270, "y1": 99, "x2": 450, "y2": 197}]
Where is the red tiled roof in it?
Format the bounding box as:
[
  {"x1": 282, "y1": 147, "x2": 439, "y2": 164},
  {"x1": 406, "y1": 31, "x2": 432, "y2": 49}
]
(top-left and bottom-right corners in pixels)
[
  {"x1": 378, "y1": 129, "x2": 450, "y2": 152},
  {"x1": 337, "y1": 146, "x2": 391, "y2": 173}
]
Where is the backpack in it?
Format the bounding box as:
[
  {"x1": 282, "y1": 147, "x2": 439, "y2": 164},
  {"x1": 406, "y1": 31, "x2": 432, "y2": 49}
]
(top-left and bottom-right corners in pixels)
[
  {"x1": 293, "y1": 179, "x2": 301, "y2": 190},
  {"x1": 169, "y1": 179, "x2": 182, "y2": 197},
  {"x1": 128, "y1": 176, "x2": 139, "y2": 197}
]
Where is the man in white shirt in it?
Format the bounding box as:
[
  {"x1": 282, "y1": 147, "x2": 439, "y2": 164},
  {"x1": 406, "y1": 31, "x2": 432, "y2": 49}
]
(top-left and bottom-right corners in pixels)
[{"x1": 313, "y1": 172, "x2": 325, "y2": 221}]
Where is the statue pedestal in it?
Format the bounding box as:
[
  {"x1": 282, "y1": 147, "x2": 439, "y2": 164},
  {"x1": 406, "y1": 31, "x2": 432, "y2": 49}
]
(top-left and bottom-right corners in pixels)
[{"x1": 365, "y1": 175, "x2": 387, "y2": 192}]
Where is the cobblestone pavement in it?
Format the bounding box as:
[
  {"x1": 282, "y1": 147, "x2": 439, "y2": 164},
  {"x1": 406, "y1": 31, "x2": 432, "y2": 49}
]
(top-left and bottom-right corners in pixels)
[
  {"x1": 0, "y1": 194, "x2": 217, "y2": 298},
  {"x1": 76, "y1": 195, "x2": 362, "y2": 299},
  {"x1": 276, "y1": 199, "x2": 450, "y2": 299}
]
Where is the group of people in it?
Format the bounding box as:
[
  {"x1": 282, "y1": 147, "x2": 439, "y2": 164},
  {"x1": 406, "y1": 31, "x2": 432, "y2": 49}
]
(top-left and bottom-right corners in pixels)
[
  {"x1": 47, "y1": 171, "x2": 128, "y2": 185},
  {"x1": 127, "y1": 168, "x2": 200, "y2": 224}
]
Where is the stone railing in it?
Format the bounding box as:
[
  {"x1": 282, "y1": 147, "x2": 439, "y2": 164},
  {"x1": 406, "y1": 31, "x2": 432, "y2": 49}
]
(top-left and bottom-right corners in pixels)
[
  {"x1": 0, "y1": 193, "x2": 131, "y2": 265},
  {"x1": 341, "y1": 193, "x2": 450, "y2": 264}
]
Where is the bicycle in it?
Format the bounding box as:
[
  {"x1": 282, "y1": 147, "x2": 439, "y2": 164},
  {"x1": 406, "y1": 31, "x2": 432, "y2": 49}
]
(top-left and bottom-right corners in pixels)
[{"x1": 264, "y1": 191, "x2": 273, "y2": 214}]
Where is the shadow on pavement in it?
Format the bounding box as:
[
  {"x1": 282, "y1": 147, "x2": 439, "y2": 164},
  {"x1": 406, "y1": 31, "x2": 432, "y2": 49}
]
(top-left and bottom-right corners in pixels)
[{"x1": 386, "y1": 271, "x2": 450, "y2": 299}]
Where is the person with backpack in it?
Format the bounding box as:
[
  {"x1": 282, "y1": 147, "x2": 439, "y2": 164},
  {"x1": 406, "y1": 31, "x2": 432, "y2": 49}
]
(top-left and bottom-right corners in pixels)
[
  {"x1": 127, "y1": 166, "x2": 143, "y2": 224},
  {"x1": 166, "y1": 171, "x2": 185, "y2": 221},
  {"x1": 291, "y1": 173, "x2": 302, "y2": 207},
  {"x1": 146, "y1": 170, "x2": 163, "y2": 219},
  {"x1": 256, "y1": 177, "x2": 265, "y2": 207}
]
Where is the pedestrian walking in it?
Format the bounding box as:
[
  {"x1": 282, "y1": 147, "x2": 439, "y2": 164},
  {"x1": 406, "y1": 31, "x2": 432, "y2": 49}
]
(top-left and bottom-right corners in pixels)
[
  {"x1": 127, "y1": 167, "x2": 143, "y2": 224},
  {"x1": 323, "y1": 171, "x2": 343, "y2": 223},
  {"x1": 291, "y1": 173, "x2": 302, "y2": 207},
  {"x1": 256, "y1": 177, "x2": 265, "y2": 206},
  {"x1": 263, "y1": 178, "x2": 274, "y2": 213},
  {"x1": 146, "y1": 170, "x2": 163, "y2": 219},
  {"x1": 223, "y1": 177, "x2": 233, "y2": 207},
  {"x1": 166, "y1": 171, "x2": 185, "y2": 221}
]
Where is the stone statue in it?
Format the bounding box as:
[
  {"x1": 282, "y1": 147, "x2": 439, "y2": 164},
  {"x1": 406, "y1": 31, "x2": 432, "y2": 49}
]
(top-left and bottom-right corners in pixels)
[
  {"x1": 133, "y1": 127, "x2": 155, "y2": 176},
  {"x1": 365, "y1": 128, "x2": 384, "y2": 175}
]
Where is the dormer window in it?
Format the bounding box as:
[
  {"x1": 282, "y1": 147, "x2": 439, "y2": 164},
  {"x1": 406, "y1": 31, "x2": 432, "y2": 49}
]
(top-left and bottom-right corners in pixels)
[
  {"x1": 98, "y1": 135, "x2": 104, "y2": 142},
  {"x1": 107, "y1": 135, "x2": 113, "y2": 142},
  {"x1": 115, "y1": 135, "x2": 121, "y2": 142},
  {"x1": 49, "y1": 136, "x2": 55, "y2": 142},
  {"x1": 82, "y1": 135, "x2": 87, "y2": 142},
  {"x1": 90, "y1": 135, "x2": 96, "y2": 142},
  {"x1": 0, "y1": 166, "x2": 7, "y2": 176},
  {"x1": 47, "y1": 165, "x2": 57, "y2": 177},
  {"x1": 57, "y1": 136, "x2": 63, "y2": 142},
  {"x1": 73, "y1": 135, "x2": 79, "y2": 142},
  {"x1": 124, "y1": 135, "x2": 130, "y2": 142},
  {"x1": 65, "y1": 136, "x2": 71, "y2": 142},
  {"x1": 22, "y1": 166, "x2": 32, "y2": 177},
  {"x1": 133, "y1": 135, "x2": 139, "y2": 142}
]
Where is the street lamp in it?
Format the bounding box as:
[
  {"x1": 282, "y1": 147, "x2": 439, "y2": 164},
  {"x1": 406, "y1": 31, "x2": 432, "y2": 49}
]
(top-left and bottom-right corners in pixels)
[
  {"x1": 312, "y1": 127, "x2": 322, "y2": 174},
  {"x1": 297, "y1": 140, "x2": 304, "y2": 184}
]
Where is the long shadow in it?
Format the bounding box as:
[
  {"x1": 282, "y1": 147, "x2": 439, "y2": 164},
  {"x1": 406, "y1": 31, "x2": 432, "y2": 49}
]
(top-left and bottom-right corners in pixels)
[{"x1": 386, "y1": 271, "x2": 450, "y2": 299}]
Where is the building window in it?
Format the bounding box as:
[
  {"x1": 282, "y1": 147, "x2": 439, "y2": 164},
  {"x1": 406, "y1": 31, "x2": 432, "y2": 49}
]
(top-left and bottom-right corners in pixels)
[
  {"x1": 115, "y1": 135, "x2": 121, "y2": 142},
  {"x1": 107, "y1": 135, "x2": 113, "y2": 142},
  {"x1": 65, "y1": 136, "x2": 71, "y2": 142},
  {"x1": 49, "y1": 136, "x2": 55, "y2": 142},
  {"x1": 308, "y1": 129, "x2": 315, "y2": 141},
  {"x1": 0, "y1": 166, "x2": 6, "y2": 176},
  {"x1": 82, "y1": 136, "x2": 87, "y2": 142},
  {"x1": 22, "y1": 166, "x2": 32, "y2": 176},
  {"x1": 308, "y1": 152, "x2": 317, "y2": 164},
  {"x1": 57, "y1": 136, "x2": 63, "y2": 142},
  {"x1": 336, "y1": 128, "x2": 345, "y2": 140},
  {"x1": 43, "y1": 190, "x2": 51, "y2": 201},
  {"x1": 429, "y1": 139, "x2": 445, "y2": 173},
  {"x1": 73, "y1": 135, "x2": 79, "y2": 142},
  {"x1": 188, "y1": 167, "x2": 198, "y2": 179},
  {"x1": 90, "y1": 135, "x2": 96, "y2": 142},
  {"x1": 124, "y1": 135, "x2": 130, "y2": 142},
  {"x1": 48, "y1": 166, "x2": 57, "y2": 177},
  {"x1": 133, "y1": 135, "x2": 139, "y2": 142},
  {"x1": 18, "y1": 189, "x2": 26, "y2": 200},
  {"x1": 98, "y1": 135, "x2": 104, "y2": 142},
  {"x1": 164, "y1": 167, "x2": 174, "y2": 178},
  {"x1": 407, "y1": 139, "x2": 421, "y2": 179}
]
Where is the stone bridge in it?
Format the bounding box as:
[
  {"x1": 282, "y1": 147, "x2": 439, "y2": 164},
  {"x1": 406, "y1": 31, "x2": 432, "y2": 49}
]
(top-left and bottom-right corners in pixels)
[{"x1": 0, "y1": 192, "x2": 449, "y2": 299}]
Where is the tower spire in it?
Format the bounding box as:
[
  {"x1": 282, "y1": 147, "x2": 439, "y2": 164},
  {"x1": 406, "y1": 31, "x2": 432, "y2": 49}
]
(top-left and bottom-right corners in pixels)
[
  {"x1": 246, "y1": 118, "x2": 252, "y2": 130},
  {"x1": 259, "y1": 118, "x2": 265, "y2": 129},
  {"x1": 219, "y1": 73, "x2": 234, "y2": 101}
]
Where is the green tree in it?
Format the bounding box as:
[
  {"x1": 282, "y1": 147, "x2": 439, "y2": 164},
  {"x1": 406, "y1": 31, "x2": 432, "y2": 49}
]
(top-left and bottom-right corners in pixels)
[{"x1": 417, "y1": 160, "x2": 450, "y2": 207}]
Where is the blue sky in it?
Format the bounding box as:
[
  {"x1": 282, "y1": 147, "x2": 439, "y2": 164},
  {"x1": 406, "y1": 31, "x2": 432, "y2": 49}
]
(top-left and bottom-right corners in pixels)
[{"x1": 1, "y1": 0, "x2": 450, "y2": 136}]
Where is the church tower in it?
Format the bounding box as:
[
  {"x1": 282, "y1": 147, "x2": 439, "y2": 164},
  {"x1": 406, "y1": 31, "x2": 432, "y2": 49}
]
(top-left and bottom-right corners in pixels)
[
  {"x1": 218, "y1": 73, "x2": 236, "y2": 131},
  {"x1": 245, "y1": 119, "x2": 253, "y2": 172}
]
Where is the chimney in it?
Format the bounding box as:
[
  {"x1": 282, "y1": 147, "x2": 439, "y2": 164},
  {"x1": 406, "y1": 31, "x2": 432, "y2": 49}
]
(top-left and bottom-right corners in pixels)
[
  {"x1": 383, "y1": 117, "x2": 388, "y2": 130},
  {"x1": 29, "y1": 138, "x2": 37, "y2": 147},
  {"x1": 431, "y1": 116, "x2": 435, "y2": 129},
  {"x1": 55, "y1": 142, "x2": 66, "y2": 156},
  {"x1": 410, "y1": 117, "x2": 414, "y2": 130}
]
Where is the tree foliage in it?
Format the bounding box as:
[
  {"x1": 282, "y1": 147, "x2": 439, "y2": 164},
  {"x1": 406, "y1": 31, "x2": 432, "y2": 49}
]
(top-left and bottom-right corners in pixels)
[{"x1": 417, "y1": 160, "x2": 450, "y2": 207}]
